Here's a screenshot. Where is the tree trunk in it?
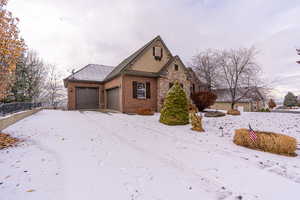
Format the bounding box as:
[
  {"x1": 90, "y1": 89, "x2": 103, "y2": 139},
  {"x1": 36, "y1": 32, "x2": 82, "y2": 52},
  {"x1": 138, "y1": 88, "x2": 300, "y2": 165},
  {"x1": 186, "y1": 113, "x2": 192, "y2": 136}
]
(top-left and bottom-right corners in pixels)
[{"x1": 231, "y1": 102, "x2": 235, "y2": 109}]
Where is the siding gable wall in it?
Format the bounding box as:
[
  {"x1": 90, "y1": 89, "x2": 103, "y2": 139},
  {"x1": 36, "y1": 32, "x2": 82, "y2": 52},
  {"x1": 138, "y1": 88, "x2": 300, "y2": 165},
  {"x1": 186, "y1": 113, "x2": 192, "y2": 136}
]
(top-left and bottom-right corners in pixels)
[{"x1": 128, "y1": 40, "x2": 172, "y2": 73}]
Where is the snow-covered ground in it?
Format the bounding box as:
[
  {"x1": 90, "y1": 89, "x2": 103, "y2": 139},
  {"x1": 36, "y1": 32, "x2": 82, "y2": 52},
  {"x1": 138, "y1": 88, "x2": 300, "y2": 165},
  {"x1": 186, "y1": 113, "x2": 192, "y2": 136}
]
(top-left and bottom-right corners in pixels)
[
  {"x1": 275, "y1": 106, "x2": 300, "y2": 112},
  {"x1": 276, "y1": 108, "x2": 300, "y2": 112},
  {"x1": 1, "y1": 110, "x2": 300, "y2": 200}
]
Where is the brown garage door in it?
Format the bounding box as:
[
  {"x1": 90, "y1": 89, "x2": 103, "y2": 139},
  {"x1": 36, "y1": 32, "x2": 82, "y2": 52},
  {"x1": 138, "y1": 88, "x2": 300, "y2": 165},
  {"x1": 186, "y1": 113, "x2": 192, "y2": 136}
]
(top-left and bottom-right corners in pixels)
[
  {"x1": 107, "y1": 87, "x2": 120, "y2": 110},
  {"x1": 76, "y1": 87, "x2": 99, "y2": 109}
]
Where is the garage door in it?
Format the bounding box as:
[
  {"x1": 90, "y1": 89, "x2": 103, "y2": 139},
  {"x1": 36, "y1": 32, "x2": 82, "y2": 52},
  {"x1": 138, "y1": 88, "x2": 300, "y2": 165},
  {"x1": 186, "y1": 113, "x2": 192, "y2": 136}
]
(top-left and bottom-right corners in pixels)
[
  {"x1": 107, "y1": 87, "x2": 120, "y2": 110},
  {"x1": 76, "y1": 87, "x2": 99, "y2": 109}
]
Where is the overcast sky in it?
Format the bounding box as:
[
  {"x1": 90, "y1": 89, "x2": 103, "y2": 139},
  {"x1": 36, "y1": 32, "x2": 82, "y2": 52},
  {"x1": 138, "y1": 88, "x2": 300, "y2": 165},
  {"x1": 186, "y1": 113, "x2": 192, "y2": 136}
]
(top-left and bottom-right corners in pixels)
[{"x1": 8, "y1": 0, "x2": 300, "y2": 100}]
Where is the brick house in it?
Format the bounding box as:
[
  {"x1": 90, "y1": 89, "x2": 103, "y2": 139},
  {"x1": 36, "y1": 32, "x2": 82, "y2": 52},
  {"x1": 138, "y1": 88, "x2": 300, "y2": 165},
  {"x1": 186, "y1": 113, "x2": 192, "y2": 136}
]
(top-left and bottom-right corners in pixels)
[
  {"x1": 210, "y1": 88, "x2": 266, "y2": 112},
  {"x1": 63, "y1": 36, "x2": 202, "y2": 113}
]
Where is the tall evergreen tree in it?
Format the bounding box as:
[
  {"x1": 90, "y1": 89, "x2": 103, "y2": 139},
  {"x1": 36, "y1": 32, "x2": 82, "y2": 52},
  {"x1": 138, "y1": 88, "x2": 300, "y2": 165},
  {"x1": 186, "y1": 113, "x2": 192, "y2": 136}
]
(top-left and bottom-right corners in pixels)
[
  {"x1": 9, "y1": 51, "x2": 46, "y2": 102},
  {"x1": 283, "y1": 92, "x2": 297, "y2": 107},
  {"x1": 10, "y1": 54, "x2": 28, "y2": 101}
]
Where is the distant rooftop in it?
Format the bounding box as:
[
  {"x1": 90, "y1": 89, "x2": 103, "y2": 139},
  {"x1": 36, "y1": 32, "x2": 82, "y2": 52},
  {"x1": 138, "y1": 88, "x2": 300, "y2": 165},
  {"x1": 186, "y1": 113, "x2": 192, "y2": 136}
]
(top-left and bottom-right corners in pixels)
[{"x1": 213, "y1": 87, "x2": 265, "y2": 103}]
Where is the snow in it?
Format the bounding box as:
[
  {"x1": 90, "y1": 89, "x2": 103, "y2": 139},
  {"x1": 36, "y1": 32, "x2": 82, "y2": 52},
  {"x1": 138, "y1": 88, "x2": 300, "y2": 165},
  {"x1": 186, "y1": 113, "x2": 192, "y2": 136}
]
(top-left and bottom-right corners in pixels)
[
  {"x1": 277, "y1": 108, "x2": 300, "y2": 112},
  {"x1": 1, "y1": 110, "x2": 300, "y2": 200},
  {"x1": 66, "y1": 64, "x2": 115, "y2": 82}
]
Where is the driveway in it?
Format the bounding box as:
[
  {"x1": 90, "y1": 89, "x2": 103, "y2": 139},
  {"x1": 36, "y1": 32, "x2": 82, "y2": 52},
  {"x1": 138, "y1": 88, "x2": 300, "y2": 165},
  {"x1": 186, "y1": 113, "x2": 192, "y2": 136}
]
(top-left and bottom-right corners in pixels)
[{"x1": 1, "y1": 110, "x2": 300, "y2": 200}]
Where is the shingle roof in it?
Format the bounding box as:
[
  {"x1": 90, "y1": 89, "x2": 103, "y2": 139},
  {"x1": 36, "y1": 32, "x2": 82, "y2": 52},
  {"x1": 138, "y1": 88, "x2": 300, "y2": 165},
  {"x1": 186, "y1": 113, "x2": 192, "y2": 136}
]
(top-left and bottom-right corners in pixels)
[
  {"x1": 66, "y1": 64, "x2": 115, "y2": 82},
  {"x1": 64, "y1": 35, "x2": 174, "y2": 86}
]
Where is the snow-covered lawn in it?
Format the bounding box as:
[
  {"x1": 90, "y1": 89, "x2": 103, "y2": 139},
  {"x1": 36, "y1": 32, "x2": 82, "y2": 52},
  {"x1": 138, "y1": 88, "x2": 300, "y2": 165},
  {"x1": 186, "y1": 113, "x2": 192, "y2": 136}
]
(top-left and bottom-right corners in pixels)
[{"x1": 1, "y1": 110, "x2": 300, "y2": 200}]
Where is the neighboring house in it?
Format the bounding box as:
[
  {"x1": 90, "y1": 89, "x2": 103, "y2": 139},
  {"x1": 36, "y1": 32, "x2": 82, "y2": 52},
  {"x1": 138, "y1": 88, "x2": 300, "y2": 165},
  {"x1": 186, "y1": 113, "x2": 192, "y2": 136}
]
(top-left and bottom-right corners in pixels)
[
  {"x1": 63, "y1": 36, "x2": 203, "y2": 113},
  {"x1": 210, "y1": 88, "x2": 266, "y2": 112}
]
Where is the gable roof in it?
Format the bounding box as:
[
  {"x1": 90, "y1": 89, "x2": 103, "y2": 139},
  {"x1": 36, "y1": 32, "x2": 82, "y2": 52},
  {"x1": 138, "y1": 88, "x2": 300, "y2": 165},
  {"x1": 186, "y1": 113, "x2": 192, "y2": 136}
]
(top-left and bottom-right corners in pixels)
[
  {"x1": 104, "y1": 35, "x2": 172, "y2": 81},
  {"x1": 158, "y1": 55, "x2": 204, "y2": 84},
  {"x1": 158, "y1": 55, "x2": 188, "y2": 76},
  {"x1": 64, "y1": 35, "x2": 175, "y2": 86},
  {"x1": 64, "y1": 64, "x2": 114, "y2": 85}
]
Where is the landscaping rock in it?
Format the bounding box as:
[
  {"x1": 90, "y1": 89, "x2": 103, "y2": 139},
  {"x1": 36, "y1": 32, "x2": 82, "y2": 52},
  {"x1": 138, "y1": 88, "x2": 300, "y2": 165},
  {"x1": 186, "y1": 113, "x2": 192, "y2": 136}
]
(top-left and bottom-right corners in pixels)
[{"x1": 204, "y1": 111, "x2": 226, "y2": 117}]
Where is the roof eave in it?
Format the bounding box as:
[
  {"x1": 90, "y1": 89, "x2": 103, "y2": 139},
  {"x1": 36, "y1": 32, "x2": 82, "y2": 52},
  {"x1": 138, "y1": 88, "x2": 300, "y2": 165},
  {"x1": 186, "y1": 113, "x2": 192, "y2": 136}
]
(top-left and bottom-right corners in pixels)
[
  {"x1": 64, "y1": 78, "x2": 105, "y2": 86},
  {"x1": 103, "y1": 74, "x2": 122, "y2": 82},
  {"x1": 123, "y1": 70, "x2": 159, "y2": 78}
]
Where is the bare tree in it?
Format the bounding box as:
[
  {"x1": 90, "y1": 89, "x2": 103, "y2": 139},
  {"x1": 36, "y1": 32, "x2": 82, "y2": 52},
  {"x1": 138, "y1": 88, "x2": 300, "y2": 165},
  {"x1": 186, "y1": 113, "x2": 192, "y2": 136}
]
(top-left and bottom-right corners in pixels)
[
  {"x1": 190, "y1": 49, "x2": 221, "y2": 91},
  {"x1": 43, "y1": 65, "x2": 65, "y2": 107},
  {"x1": 296, "y1": 49, "x2": 300, "y2": 64},
  {"x1": 219, "y1": 47, "x2": 261, "y2": 109}
]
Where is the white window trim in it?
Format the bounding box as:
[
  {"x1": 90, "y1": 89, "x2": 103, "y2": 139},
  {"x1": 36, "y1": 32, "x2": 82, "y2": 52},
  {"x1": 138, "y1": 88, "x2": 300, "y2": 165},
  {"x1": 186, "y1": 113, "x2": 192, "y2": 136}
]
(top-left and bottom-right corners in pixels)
[
  {"x1": 136, "y1": 82, "x2": 146, "y2": 99},
  {"x1": 154, "y1": 47, "x2": 161, "y2": 57}
]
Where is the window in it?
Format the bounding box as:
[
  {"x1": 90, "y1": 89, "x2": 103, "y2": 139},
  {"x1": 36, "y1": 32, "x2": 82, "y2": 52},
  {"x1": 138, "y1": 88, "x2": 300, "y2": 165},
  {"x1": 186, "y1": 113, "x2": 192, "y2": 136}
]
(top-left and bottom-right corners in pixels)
[
  {"x1": 174, "y1": 64, "x2": 178, "y2": 71},
  {"x1": 136, "y1": 82, "x2": 146, "y2": 99},
  {"x1": 133, "y1": 82, "x2": 150, "y2": 99},
  {"x1": 152, "y1": 46, "x2": 163, "y2": 61}
]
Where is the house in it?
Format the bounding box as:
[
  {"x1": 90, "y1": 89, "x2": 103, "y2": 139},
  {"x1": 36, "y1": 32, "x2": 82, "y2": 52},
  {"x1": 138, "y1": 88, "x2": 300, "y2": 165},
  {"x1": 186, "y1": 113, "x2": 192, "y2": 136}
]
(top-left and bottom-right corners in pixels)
[
  {"x1": 210, "y1": 87, "x2": 266, "y2": 112},
  {"x1": 63, "y1": 36, "x2": 202, "y2": 113}
]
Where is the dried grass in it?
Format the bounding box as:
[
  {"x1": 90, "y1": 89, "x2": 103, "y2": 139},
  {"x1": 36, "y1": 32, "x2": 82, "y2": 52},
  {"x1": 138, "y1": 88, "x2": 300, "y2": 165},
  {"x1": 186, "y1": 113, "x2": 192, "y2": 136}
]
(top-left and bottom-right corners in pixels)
[
  {"x1": 227, "y1": 109, "x2": 241, "y2": 115},
  {"x1": 136, "y1": 108, "x2": 154, "y2": 116},
  {"x1": 0, "y1": 133, "x2": 19, "y2": 149},
  {"x1": 190, "y1": 112, "x2": 205, "y2": 132},
  {"x1": 233, "y1": 128, "x2": 297, "y2": 156},
  {"x1": 188, "y1": 103, "x2": 198, "y2": 113}
]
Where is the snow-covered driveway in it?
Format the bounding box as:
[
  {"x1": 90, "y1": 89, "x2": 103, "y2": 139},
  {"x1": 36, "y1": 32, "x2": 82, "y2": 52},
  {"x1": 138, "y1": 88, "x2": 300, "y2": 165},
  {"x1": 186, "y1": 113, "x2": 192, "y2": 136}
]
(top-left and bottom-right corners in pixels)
[{"x1": 1, "y1": 110, "x2": 300, "y2": 200}]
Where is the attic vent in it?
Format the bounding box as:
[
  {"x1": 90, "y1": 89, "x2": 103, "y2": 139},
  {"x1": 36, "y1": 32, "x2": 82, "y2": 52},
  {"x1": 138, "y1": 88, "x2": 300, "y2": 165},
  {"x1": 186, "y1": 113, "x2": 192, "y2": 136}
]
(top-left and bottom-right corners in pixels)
[
  {"x1": 152, "y1": 46, "x2": 163, "y2": 61},
  {"x1": 174, "y1": 64, "x2": 178, "y2": 71}
]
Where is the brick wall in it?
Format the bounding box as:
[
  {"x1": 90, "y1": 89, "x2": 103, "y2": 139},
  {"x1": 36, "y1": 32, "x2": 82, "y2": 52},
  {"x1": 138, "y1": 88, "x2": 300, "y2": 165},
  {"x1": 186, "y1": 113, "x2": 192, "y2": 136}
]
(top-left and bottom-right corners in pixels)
[
  {"x1": 104, "y1": 75, "x2": 123, "y2": 111},
  {"x1": 67, "y1": 81, "x2": 104, "y2": 110},
  {"x1": 122, "y1": 75, "x2": 157, "y2": 113}
]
